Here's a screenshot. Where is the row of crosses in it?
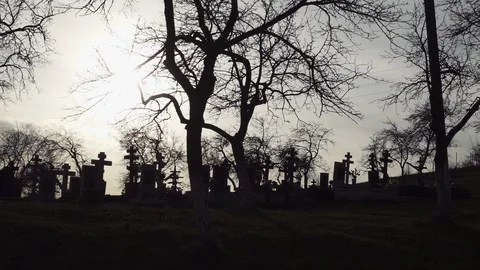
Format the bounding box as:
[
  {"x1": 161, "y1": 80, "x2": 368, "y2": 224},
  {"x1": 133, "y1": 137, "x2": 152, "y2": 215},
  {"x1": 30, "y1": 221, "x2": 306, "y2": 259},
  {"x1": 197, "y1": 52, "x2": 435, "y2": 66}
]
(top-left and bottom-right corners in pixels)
[
  {"x1": 28, "y1": 154, "x2": 77, "y2": 198},
  {"x1": 123, "y1": 146, "x2": 181, "y2": 192}
]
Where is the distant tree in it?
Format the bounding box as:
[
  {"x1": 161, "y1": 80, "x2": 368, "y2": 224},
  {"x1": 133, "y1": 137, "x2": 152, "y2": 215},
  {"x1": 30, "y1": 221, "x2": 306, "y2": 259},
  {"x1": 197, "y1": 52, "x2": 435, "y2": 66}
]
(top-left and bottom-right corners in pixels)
[
  {"x1": 286, "y1": 122, "x2": 333, "y2": 188},
  {"x1": 0, "y1": 0, "x2": 64, "y2": 102},
  {"x1": 51, "y1": 130, "x2": 88, "y2": 174},
  {"x1": 0, "y1": 123, "x2": 86, "y2": 193}
]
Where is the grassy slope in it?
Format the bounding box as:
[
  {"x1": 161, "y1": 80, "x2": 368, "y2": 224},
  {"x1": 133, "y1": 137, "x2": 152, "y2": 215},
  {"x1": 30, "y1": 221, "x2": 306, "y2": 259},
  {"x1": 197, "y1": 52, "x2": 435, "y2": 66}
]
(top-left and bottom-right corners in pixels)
[{"x1": 1, "y1": 167, "x2": 480, "y2": 270}]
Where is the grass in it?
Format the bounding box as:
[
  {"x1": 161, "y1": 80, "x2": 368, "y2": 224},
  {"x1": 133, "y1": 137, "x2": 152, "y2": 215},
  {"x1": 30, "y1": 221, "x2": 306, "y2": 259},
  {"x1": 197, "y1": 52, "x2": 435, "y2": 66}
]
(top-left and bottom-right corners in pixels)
[{"x1": 1, "y1": 168, "x2": 480, "y2": 269}]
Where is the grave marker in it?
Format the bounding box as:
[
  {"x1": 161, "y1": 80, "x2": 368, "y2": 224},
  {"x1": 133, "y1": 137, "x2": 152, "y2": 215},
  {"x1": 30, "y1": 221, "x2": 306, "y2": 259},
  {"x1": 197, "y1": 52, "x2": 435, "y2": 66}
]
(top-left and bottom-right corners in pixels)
[
  {"x1": 124, "y1": 146, "x2": 139, "y2": 184},
  {"x1": 379, "y1": 150, "x2": 393, "y2": 185},
  {"x1": 29, "y1": 155, "x2": 42, "y2": 196},
  {"x1": 343, "y1": 152, "x2": 354, "y2": 185},
  {"x1": 53, "y1": 163, "x2": 75, "y2": 198}
]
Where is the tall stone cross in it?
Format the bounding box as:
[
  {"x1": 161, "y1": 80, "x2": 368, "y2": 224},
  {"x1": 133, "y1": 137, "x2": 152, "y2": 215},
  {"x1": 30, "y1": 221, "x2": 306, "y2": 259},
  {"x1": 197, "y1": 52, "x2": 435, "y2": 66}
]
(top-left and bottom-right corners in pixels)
[
  {"x1": 124, "y1": 146, "x2": 139, "y2": 184},
  {"x1": 379, "y1": 150, "x2": 393, "y2": 176},
  {"x1": 343, "y1": 152, "x2": 354, "y2": 185},
  {"x1": 91, "y1": 152, "x2": 112, "y2": 183},
  {"x1": 368, "y1": 153, "x2": 377, "y2": 171},
  {"x1": 54, "y1": 163, "x2": 76, "y2": 196},
  {"x1": 30, "y1": 155, "x2": 42, "y2": 195},
  {"x1": 260, "y1": 155, "x2": 274, "y2": 184},
  {"x1": 169, "y1": 165, "x2": 183, "y2": 193},
  {"x1": 285, "y1": 147, "x2": 299, "y2": 183}
]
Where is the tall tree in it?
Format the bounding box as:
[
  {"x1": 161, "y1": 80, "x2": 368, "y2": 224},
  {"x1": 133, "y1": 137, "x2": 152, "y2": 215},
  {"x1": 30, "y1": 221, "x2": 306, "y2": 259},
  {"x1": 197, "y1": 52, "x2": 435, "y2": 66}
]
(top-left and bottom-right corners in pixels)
[
  {"x1": 75, "y1": 0, "x2": 402, "y2": 248},
  {"x1": 382, "y1": 0, "x2": 480, "y2": 218}
]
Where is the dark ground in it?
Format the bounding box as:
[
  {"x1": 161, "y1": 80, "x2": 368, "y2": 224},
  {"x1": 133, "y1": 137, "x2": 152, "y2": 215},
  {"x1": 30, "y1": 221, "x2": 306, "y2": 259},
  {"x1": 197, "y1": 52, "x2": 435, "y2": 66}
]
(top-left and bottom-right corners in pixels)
[{"x1": 1, "y1": 168, "x2": 480, "y2": 270}]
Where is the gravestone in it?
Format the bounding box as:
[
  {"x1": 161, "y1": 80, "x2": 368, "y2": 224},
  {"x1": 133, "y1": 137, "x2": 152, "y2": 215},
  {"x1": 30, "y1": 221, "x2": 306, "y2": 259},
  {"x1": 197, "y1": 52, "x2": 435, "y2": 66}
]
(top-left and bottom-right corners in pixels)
[
  {"x1": 211, "y1": 161, "x2": 230, "y2": 197},
  {"x1": 69, "y1": 176, "x2": 82, "y2": 201},
  {"x1": 54, "y1": 163, "x2": 75, "y2": 198},
  {"x1": 368, "y1": 171, "x2": 380, "y2": 187},
  {"x1": 332, "y1": 161, "x2": 346, "y2": 188},
  {"x1": 166, "y1": 165, "x2": 182, "y2": 193},
  {"x1": 39, "y1": 170, "x2": 56, "y2": 201},
  {"x1": 260, "y1": 156, "x2": 274, "y2": 185},
  {"x1": 379, "y1": 150, "x2": 393, "y2": 185},
  {"x1": 343, "y1": 152, "x2": 354, "y2": 185},
  {"x1": 80, "y1": 152, "x2": 111, "y2": 203},
  {"x1": 124, "y1": 146, "x2": 139, "y2": 184},
  {"x1": 0, "y1": 162, "x2": 20, "y2": 198},
  {"x1": 139, "y1": 164, "x2": 156, "y2": 198},
  {"x1": 319, "y1": 173, "x2": 329, "y2": 189},
  {"x1": 29, "y1": 155, "x2": 43, "y2": 196}
]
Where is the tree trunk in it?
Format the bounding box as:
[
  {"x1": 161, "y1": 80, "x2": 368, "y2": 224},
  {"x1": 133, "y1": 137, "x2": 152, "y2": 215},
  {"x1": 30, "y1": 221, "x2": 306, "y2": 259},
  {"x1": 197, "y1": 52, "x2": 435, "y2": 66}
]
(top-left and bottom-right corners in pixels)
[
  {"x1": 231, "y1": 141, "x2": 255, "y2": 209},
  {"x1": 424, "y1": 0, "x2": 452, "y2": 217},
  {"x1": 186, "y1": 106, "x2": 217, "y2": 247},
  {"x1": 434, "y1": 153, "x2": 452, "y2": 216}
]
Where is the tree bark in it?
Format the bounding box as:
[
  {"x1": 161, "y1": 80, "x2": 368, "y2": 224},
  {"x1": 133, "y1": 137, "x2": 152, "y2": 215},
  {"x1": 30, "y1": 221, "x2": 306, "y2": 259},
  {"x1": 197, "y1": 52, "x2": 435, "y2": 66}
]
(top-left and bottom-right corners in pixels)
[
  {"x1": 231, "y1": 140, "x2": 255, "y2": 209},
  {"x1": 423, "y1": 0, "x2": 452, "y2": 217},
  {"x1": 186, "y1": 103, "x2": 217, "y2": 247}
]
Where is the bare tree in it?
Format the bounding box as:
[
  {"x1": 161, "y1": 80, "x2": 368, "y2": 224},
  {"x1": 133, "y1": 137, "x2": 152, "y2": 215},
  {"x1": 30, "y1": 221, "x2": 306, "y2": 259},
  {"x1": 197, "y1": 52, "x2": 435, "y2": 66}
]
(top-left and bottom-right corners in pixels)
[
  {"x1": 0, "y1": 123, "x2": 85, "y2": 193},
  {"x1": 0, "y1": 0, "x2": 65, "y2": 102},
  {"x1": 381, "y1": 0, "x2": 480, "y2": 217},
  {"x1": 51, "y1": 130, "x2": 88, "y2": 174},
  {"x1": 73, "y1": 0, "x2": 402, "y2": 248},
  {"x1": 286, "y1": 122, "x2": 333, "y2": 188}
]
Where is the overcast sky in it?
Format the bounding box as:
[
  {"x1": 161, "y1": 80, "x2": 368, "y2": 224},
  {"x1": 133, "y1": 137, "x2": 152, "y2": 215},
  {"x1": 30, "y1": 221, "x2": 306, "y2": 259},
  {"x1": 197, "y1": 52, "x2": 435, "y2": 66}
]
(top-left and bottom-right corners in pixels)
[{"x1": 1, "y1": 2, "x2": 478, "y2": 195}]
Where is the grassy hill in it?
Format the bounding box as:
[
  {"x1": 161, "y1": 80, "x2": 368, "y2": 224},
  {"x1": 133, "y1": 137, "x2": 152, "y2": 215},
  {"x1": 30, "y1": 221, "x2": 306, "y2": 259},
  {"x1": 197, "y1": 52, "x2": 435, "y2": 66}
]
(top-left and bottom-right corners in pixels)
[{"x1": 1, "y1": 167, "x2": 480, "y2": 269}]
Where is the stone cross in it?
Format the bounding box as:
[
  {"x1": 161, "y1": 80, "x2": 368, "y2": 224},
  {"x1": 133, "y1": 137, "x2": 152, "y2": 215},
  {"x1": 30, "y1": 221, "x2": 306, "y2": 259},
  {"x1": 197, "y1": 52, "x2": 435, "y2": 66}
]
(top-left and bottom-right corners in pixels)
[
  {"x1": 124, "y1": 146, "x2": 139, "y2": 184},
  {"x1": 169, "y1": 165, "x2": 183, "y2": 193},
  {"x1": 91, "y1": 152, "x2": 112, "y2": 182},
  {"x1": 343, "y1": 152, "x2": 354, "y2": 185},
  {"x1": 379, "y1": 150, "x2": 393, "y2": 185},
  {"x1": 260, "y1": 155, "x2": 274, "y2": 184},
  {"x1": 379, "y1": 150, "x2": 393, "y2": 175},
  {"x1": 29, "y1": 155, "x2": 43, "y2": 195},
  {"x1": 54, "y1": 163, "x2": 75, "y2": 196},
  {"x1": 285, "y1": 147, "x2": 299, "y2": 183}
]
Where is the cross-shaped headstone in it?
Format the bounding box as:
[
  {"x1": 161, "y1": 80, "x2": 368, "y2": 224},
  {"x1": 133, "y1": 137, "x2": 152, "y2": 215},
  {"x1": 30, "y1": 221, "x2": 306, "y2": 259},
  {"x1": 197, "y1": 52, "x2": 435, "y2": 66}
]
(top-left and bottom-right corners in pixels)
[
  {"x1": 168, "y1": 165, "x2": 183, "y2": 193},
  {"x1": 29, "y1": 155, "x2": 43, "y2": 195},
  {"x1": 379, "y1": 150, "x2": 393, "y2": 174},
  {"x1": 124, "y1": 146, "x2": 139, "y2": 184},
  {"x1": 91, "y1": 152, "x2": 112, "y2": 182},
  {"x1": 285, "y1": 147, "x2": 299, "y2": 183},
  {"x1": 54, "y1": 163, "x2": 76, "y2": 196},
  {"x1": 260, "y1": 155, "x2": 274, "y2": 184},
  {"x1": 343, "y1": 152, "x2": 354, "y2": 184}
]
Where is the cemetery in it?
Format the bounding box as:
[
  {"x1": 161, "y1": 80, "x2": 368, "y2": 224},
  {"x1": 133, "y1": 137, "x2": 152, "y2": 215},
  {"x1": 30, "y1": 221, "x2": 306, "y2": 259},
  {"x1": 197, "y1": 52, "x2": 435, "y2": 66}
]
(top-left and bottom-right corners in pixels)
[
  {"x1": 0, "y1": 146, "x2": 472, "y2": 206},
  {"x1": 3, "y1": 0, "x2": 480, "y2": 269}
]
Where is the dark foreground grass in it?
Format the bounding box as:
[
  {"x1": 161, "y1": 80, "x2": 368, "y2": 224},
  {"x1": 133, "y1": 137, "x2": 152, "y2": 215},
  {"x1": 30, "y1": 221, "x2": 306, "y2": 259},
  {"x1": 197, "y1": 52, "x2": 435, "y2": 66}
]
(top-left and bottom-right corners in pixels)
[{"x1": 2, "y1": 173, "x2": 480, "y2": 270}]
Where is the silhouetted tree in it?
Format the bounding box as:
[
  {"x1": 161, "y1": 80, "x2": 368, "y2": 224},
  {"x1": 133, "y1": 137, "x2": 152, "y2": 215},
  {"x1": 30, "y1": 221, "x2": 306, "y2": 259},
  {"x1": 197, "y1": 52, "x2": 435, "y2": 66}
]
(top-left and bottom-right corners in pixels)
[
  {"x1": 0, "y1": 123, "x2": 86, "y2": 193},
  {"x1": 74, "y1": 0, "x2": 403, "y2": 248},
  {"x1": 0, "y1": 0, "x2": 64, "y2": 102},
  {"x1": 381, "y1": 0, "x2": 480, "y2": 217}
]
